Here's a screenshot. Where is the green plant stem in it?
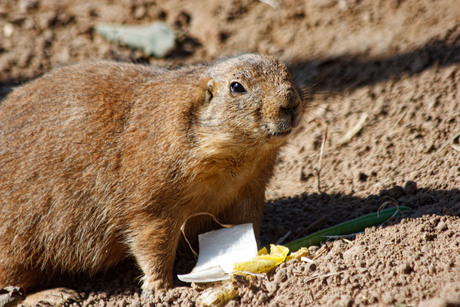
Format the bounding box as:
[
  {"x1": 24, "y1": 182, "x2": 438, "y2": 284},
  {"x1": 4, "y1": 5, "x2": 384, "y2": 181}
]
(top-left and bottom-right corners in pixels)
[{"x1": 284, "y1": 206, "x2": 411, "y2": 252}]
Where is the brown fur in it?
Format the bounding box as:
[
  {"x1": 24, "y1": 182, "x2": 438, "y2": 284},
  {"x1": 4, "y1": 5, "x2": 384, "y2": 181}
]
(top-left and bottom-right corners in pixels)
[{"x1": 0, "y1": 54, "x2": 303, "y2": 294}]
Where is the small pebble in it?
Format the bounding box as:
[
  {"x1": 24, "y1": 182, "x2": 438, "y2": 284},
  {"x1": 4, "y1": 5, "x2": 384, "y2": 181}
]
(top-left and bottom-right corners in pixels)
[
  {"x1": 274, "y1": 267, "x2": 288, "y2": 284},
  {"x1": 306, "y1": 262, "x2": 317, "y2": 272},
  {"x1": 398, "y1": 262, "x2": 413, "y2": 274},
  {"x1": 436, "y1": 221, "x2": 448, "y2": 231},
  {"x1": 404, "y1": 180, "x2": 417, "y2": 194}
]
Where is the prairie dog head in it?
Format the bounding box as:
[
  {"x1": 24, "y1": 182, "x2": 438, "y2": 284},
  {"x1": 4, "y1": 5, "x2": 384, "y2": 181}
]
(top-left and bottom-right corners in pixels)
[{"x1": 195, "y1": 54, "x2": 303, "y2": 153}]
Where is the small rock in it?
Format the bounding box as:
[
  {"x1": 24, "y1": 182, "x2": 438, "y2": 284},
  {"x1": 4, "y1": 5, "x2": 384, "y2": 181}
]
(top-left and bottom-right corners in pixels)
[
  {"x1": 134, "y1": 6, "x2": 146, "y2": 19},
  {"x1": 423, "y1": 233, "x2": 437, "y2": 241},
  {"x1": 306, "y1": 262, "x2": 317, "y2": 272},
  {"x1": 398, "y1": 262, "x2": 413, "y2": 274},
  {"x1": 95, "y1": 22, "x2": 176, "y2": 58},
  {"x1": 436, "y1": 221, "x2": 448, "y2": 231},
  {"x1": 308, "y1": 246, "x2": 319, "y2": 253},
  {"x1": 263, "y1": 280, "x2": 278, "y2": 294},
  {"x1": 404, "y1": 180, "x2": 417, "y2": 194},
  {"x1": 3, "y1": 23, "x2": 14, "y2": 37},
  {"x1": 274, "y1": 267, "x2": 288, "y2": 284}
]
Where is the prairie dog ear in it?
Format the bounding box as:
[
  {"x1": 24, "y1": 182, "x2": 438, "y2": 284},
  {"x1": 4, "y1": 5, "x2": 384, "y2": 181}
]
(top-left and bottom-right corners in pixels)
[{"x1": 204, "y1": 78, "x2": 214, "y2": 104}]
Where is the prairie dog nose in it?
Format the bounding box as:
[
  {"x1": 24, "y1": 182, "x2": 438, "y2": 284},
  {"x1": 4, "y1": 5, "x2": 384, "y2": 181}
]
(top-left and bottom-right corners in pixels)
[
  {"x1": 280, "y1": 103, "x2": 300, "y2": 128},
  {"x1": 279, "y1": 88, "x2": 301, "y2": 128}
]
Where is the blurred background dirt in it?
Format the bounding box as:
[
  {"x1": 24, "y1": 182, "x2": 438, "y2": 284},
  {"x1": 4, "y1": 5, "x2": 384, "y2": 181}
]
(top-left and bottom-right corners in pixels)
[{"x1": 1, "y1": 0, "x2": 459, "y2": 306}]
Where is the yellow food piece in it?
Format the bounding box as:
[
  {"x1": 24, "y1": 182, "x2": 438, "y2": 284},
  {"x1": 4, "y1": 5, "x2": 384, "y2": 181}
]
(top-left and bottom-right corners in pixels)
[
  {"x1": 232, "y1": 244, "x2": 289, "y2": 274},
  {"x1": 286, "y1": 247, "x2": 310, "y2": 261},
  {"x1": 258, "y1": 247, "x2": 268, "y2": 256},
  {"x1": 197, "y1": 283, "x2": 238, "y2": 307}
]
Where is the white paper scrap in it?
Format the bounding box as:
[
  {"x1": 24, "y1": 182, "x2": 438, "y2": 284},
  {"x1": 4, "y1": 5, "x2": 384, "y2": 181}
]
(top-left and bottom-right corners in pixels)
[{"x1": 177, "y1": 223, "x2": 258, "y2": 283}]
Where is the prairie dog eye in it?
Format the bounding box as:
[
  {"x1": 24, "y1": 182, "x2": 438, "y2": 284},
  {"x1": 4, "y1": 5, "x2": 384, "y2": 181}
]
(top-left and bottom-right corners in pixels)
[{"x1": 230, "y1": 81, "x2": 246, "y2": 94}]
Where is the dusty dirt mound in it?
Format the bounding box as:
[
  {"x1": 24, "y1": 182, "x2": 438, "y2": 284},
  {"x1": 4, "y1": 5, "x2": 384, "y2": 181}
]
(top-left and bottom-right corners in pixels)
[{"x1": 1, "y1": 0, "x2": 459, "y2": 306}]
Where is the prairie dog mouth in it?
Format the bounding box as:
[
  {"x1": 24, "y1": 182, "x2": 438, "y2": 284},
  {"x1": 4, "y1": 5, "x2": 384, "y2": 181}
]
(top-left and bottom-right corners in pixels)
[
  {"x1": 271, "y1": 129, "x2": 292, "y2": 137},
  {"x1": 262, "y1": 121, "x2": 294, "y2": 138}
]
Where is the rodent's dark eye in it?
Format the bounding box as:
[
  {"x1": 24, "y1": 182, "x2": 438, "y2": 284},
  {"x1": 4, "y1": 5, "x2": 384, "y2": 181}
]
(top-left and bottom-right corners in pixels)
[{"x1": 230, "y1": 82, "x2": 246, "y2": 94}]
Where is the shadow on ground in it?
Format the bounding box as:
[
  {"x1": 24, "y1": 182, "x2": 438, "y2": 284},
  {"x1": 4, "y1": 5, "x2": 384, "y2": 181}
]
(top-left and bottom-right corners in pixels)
[
  {"x1": 289, "y1": 27, "x2": 459, "y2": 92},
  {"x1": 261, "y1": 184, "x2": 460, "y2": 247}
]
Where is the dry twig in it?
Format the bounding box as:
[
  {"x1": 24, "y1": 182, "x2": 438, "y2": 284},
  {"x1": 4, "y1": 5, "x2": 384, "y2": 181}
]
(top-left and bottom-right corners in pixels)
[
  {"x1": 311, "y1": 119, "x2": 329, "y2": 193},
  {"x1": 337, "y1": 112, "x2": 368, "y2": 145}
]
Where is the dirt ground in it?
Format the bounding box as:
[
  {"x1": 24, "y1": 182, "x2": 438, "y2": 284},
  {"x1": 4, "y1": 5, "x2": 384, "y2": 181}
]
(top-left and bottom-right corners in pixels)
[{"x1": 1, "y1": 0, "x2": 459, "y2": 306}]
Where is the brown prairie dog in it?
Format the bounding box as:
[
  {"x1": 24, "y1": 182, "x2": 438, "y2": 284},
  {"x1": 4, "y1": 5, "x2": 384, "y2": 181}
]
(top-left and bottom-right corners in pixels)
[{"x1": 0, "y1": 54, "x2": 303, "y2": 295}]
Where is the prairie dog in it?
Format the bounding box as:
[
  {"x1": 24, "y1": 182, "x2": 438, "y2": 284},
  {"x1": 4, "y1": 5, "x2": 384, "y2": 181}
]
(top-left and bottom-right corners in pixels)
[{"x1": 0, "y1": 54, "x2": 303, "y2": 295}]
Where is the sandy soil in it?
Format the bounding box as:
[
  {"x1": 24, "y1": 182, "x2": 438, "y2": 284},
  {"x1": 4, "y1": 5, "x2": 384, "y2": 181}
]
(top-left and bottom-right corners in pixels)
[{"x1": 1, "y1": 0, "x2": 459, "y2": 306}]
